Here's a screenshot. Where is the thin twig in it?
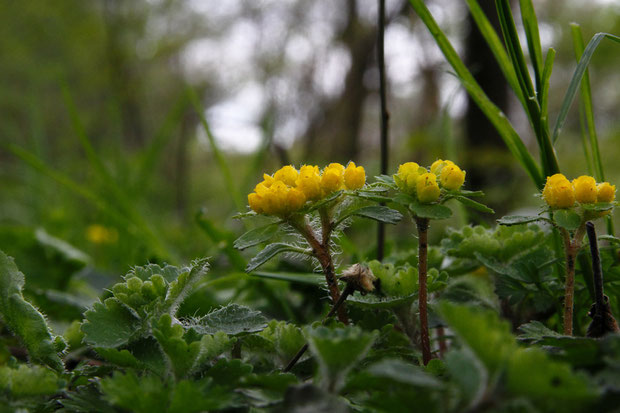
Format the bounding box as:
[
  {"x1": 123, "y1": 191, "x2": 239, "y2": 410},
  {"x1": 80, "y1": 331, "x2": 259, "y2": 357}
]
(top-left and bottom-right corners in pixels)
[
  {"x1": 377, "y1": 0, "x2": 389, "y2": 261},
  {"x1": 283, "y1": 284, "x2": 355, "y2": 372},
  {"x1": 561, "y1": 223, "x2": 586, "y2": 335}
]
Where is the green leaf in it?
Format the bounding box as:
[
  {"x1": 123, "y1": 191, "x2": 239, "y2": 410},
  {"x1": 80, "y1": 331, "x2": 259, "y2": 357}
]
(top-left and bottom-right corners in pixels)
[
  {"x1": 497, "y1": 215, "x2": 545, "y2": 225},
  {"x1": 365, "y1": 359, "x2": 442, "y2": 388},
  {"x1": 233, "y1": 223, "x2": 279, "y2": 250},
  {"x1": 245, "y1": 243, "x2": 309, "y2": 272},
  {"x1": 127, "y1": 263, "x2": 186, "y2": 283},
  {"x1": 517, "y1": 321, "x2": 561, "y2": 341},
  {"x1": 305, "y1": 326, "x2": 378, "y2": 392},
  {"x1": 0, "y1": 250, "x2": 64, "y2": 371},
  {"x1": 519, "y1": 0, "x2": 544, "y2": 97},
  {"x1": 250, "y1": 271, "x2": 324, "y2": 286},
  {"x1": 409, "y1": 202, "x2": 452, "y2": 220},
  {"x1": 0, "y1": 365, "x2": 61, "y2": 397},
  {"x1": 338, "y1": 205, "x2": 403, "y2": 226},
  {"x1": 191, "y1": 303, "x2": 268, "y2": 336},
  {"x1": 445, "y1": 349, "x2": 488, "y2": 409},
  {"x1": 100, "y1": 371, "x2": 169, "y2": 413},
  {"x1": 453, "y1": 196, "x2": 495, "y2": 214},
  {"x1": 82, "y1": 298, "x2": 141, "y2": 348},
  {"x1": 553, "y1": 209, "x2": 582, "y2": 231},
  {"x1": 34, "y1": 228, "x2": 90, "y2": 266},
  {"x1": 582, "y1": 202, "x2": 614, "y2": 212},
  {"x1": 599, "y1": 235, "x2": 620, "y2": 244},
  {"x1": 163, "y1": 258, "x2": 210, "y2": 315}
]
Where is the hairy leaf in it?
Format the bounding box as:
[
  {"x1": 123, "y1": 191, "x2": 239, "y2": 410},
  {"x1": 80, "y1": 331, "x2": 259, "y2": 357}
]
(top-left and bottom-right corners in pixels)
[
  {"x1": 191, "y1": 303, "x2": 268, "y2": 336},
  {"x1": 233, "y1": 223, "x2": 280, "y2": 250}
]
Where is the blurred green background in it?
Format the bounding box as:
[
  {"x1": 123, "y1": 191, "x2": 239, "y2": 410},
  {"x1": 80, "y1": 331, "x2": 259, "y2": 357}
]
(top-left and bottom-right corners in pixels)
[{"x1": 1, "y1": 0, "x2": 619, "y2": 281}]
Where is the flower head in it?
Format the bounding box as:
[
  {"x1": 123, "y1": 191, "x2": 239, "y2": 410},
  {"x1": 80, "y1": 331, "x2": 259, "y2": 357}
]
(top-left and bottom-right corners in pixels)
[
  {"x1": 597, "y1": 182, "x2": 616, "y2": 203},
  {"x1": 344, "y1": 161, "x2": 366, "y2": 190},
  {"x1": 396, "y1": 162, "x2": 421, "y2": 193},
  {"x1": 296, "y1": 165, "x2": 322, "y2": 201},
  {"x1": 572, "y1": 176, "x2": 597, "y2": 204},
  {"x1": 430, "y1": 159, "x2": 454, "y2": 175},
  {"x1": 440, "y1": 163, "x2": 466, "y2": 190},
  {"x1": 321, "y1": 163, "x2": 345, "y2": 193},
  {"x1": 542, "y1": 174, "x2": 575, "y2": 209},
  {"x1": 273, "y1": 165, "x2": 298, "y2": 187},
  {"x1": 417, "y1": 173, "x2": 441, "y2": 203}
]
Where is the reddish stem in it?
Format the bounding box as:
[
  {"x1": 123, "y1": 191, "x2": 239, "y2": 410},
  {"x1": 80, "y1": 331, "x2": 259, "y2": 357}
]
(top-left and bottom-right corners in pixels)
[
  {"x1": 416, "y1": 218, "x2": 431, "y2": 365},
  {"x1": 560, "y1": 223, "x2": 586, "y2": 336}
]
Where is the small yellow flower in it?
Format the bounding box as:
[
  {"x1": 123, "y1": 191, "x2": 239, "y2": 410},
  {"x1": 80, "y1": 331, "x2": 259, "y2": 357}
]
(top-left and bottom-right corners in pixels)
[
  {"x1": 597, "y1": 182, "x2": 616, "y2": 203},
  {"x1": 542, "y1": 173, "x2": 575, "y2": 209},
  {"x1": 296, "y1": 165, "x2": 322, "y2": 200},
  {"x1": 344, "y1": 161, "x2": 366, "y2": 190},
  {"x1": 262, "y1": 174, "x2": 275, "y2": 187},
  {"x1": 321, "y1": 164, "x2": 345, "y2": 193},
  {"x1": 286, "y1": 188, "x2": 306, "y2": 211},
  {"x1": 396, "y1": 162, "x2": 421, "y2": 193},
  {"x1": 86, "y1": 225, "x2": 118, "y2": 244},
  {"x1": 572, "y1": 175, "x2": 597, "y2": 204},
  {"x1": 440, "y1": 163, "x2": 466, "y2": 190},
  {"x1": 248, "y1": 193, "x2": 264, "y2": 214},
  {"x1": 416, "y1": 173, "x2": 441, "y2": 203},
  {"x1": 430, "y1": 159, "x2": 454, "y2": 175},
  {"x1": 273, "y1": 165, "x2": 299, "y2": 187}
]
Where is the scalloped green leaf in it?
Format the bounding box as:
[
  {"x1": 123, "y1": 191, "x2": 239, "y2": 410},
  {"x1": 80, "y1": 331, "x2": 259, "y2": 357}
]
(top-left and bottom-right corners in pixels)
[
  {"x1": 245, "y1": 243, "x2": 308, "y2": 272},
  {"x1": 82, "y1": 298, "x2": 141, "y2": 348},
  {"x1": 409, "y1": 202, "x2": 452, "y2": 220},
  {"x1": 553, "y1": 209, "x2": 582, "y2": 231},
  {"x1": 453, "y1": 196, "x2": 495, "y2": 214},
  {"x1": 233, "y1": 223, "x2": 279, "y2": 250},
  {"x1": 349, "y1": 205, "x2": 403, "y2": 224},
  {"x1": 497, "y1": 215, "x2": 545, "y2": 225},
  {"x1": 0, "y1": 250, "x2": 64, "y2": 371},
  {"x1": 191, "y1": 303, "x2": 268, "y2": 336}
]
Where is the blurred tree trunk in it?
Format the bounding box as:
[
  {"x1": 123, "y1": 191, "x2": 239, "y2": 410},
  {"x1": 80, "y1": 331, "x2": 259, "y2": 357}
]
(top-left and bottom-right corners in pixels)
[
  {"x1": 304, "y1": 0, "x2": 376, "y2": 163},
  {"x1": 463, "y1": 0, "x2": 513, "y2": 212},
  {"x1": 103, "y1": 0, "x2": 145, "y2": 149}
]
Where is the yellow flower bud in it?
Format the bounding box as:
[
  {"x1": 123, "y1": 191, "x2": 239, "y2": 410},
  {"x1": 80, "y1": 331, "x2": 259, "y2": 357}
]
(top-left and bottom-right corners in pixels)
[
  {"x1": 396, "y1": 162, "x2": 421, "y2": 193},
  {"x1": 296, "y1": 165, "x2": 322, "y2": 201},
  {"x1": 572, "y1": 175, "x2": 597, "y2": 204},
  {"x1": 344, "y1": 161, "x2": 366, "y2": 190},
  {"x1": 248, "y1": 193, "x2": 264, "y2": 214},
  {"x1": 262, "y1": 174, "x2": 275, "y2": 187},
  {"x1": 416, "y1": 173, "x2": 441, "y2": 203},
  {"x1": 440, "y1": 163, "x2": 466, "y2": 190},
  {"x1": 430, "y1": 159, "x2": 454, "y2": 175},
  {"x1": 286, "y1": 188, "x2": 306, "y2": 211},
  {"x1": 321, "y1": 164, "x2": 344, "y2": 193},
  {"x1": 542, "y1": 173, "x2": 575, "y2": 209},
  {"x1": 273, "y1": 165, "x2": 299, "y2": 187},
  {"x1": 597, "y1": 182, "x2": 616, "y2": 203},
  {"x1": 254, "y1": 182, "x2": 270, "y2": 196}
]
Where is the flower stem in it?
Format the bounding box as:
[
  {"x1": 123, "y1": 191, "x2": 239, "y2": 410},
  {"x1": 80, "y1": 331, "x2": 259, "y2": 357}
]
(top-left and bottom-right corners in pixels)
[
  {"x1": 292, "y1": 218, "x2": 348, "y2": 324},
  {"x1": 416, "y1": 217, "x2": 431, "y2": 365},
  {"x1": 561, "y1": 222, "x2": 586, "y2": 335}
]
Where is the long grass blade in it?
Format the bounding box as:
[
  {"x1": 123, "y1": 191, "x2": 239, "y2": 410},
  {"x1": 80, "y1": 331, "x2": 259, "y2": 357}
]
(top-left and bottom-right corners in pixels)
[
  {"x1": 187, "y1": 87, "x2": 244, "y2": 211},
  {"x1": 552, "y1": 32, "x2": 620, "y2": 144},
  {"x1": 519, "y1": 0, "x2": 543, "y2": 100},
  {"x1": 570, "y1": 24, "x2": 604, "y2": 181},
  {"x1": 408, "y1": 0, "x2": 543, "y2": 188},
  {"x1": 465, "y1": 0, "x2": 525, "y2": 107},
  {"x1": 539, "y1": 48, "x2": 555, "y2": 132}
]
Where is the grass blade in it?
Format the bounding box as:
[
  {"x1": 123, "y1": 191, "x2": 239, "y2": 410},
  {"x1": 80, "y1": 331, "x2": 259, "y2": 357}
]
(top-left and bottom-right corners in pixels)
[
  {"x1": 570, "y1": 24, "x2": 604, "y2": 181},
  {"x1": 187, "y1": 87, "x2": 244, "y2": 212},
  {"x1": 552, "y1": 32, "x2": 620, "y2": 144},
  {"x1": 465, "y1": 0, "x2": 525, "y2": 107},
  {"x1": 409, "y1": 0, "x2": 543, "y2": 188},
  {"x1": 519, "y1": 0, "x2": 543, "y2": 100},
  {"x1": 539, "y1": 48, "x2": 555, "y2": 132}
]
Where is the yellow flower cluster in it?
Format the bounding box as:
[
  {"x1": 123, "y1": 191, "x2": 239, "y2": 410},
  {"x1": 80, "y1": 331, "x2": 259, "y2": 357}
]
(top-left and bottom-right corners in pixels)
[
  {"x1": 86, "y1": 224, "x2": 118, "y2": 244},
  {"x1": 542, "y1": 173, "x2": 616, "y2": 209},
  {"x1": 395, "y1": 159, "x2": 466, "y2": 203},
  {"x1": 248, "y1": 162, "x2": 366, "y2": 215}
]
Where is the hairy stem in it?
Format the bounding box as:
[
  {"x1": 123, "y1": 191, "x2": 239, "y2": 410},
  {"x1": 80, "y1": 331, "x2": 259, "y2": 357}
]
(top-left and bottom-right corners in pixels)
[
  {"x1": 377, "y1": 0, "x2": 389, "y2": 261},
  {"x1": 561, "y1": 223, "x2": 586, "y2": 335},
  {"x1": 293, "y1": 218, "x2": 348, "y2": 324},
  {"x1": 416, "y1": 217, "x2": 431, "y2": 365}
]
